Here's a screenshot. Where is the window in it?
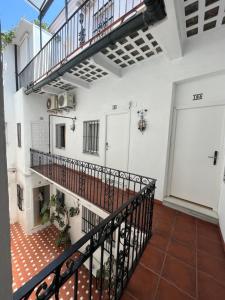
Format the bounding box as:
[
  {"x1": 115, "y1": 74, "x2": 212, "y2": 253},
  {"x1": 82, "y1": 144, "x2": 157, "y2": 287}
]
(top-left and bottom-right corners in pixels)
[
  {"x1": 56, "y1": 189, "x2": 65, "y2": 206},
  {"x1": 17, "y1": 184, "x2": 23, "y2": 211},
  {"x1": 56, "y1": 124, "x2": 66, "y2": 149},
  {"x1": 17, "y1": 123, "x2": 21, "y2": 148},
  {"x1": 83, "y1": 120, "x2": 99, "y2": 154},
  {"x1": 93, "y1": 0, "x2": 114, "y2": 34},
  {"x1": 82, "y1": 206, "x2": 115, "y2": 252}
]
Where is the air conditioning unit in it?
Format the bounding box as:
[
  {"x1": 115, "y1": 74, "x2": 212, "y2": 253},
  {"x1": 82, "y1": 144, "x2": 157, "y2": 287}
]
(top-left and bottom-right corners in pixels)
[
  {"x1": 58, "y1": 92, "x2": 76, "y2": 110},
  {"x1": 46, "y1": 95, "x2": 58, "y2": 111}
]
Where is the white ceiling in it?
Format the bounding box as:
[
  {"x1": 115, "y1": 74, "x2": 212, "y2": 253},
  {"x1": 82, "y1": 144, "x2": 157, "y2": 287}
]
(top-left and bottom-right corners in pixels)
[{"x1": 183, "y1": 0, "x2": 225, "y2": 38}]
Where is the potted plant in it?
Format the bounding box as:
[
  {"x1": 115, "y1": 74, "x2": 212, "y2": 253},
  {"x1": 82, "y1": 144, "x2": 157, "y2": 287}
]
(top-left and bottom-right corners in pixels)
[{"x1": 40, "y1": 194, "x2": 80, "y2": 247}]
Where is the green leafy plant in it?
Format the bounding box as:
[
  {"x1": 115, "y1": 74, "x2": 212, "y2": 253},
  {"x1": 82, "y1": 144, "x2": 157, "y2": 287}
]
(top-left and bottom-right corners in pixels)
[
  {"x1": 1, "y1": 29, "x2": 15, "y2": 50},
  {"x1": 34, "y1": 19, "x2": 50, "y2": 32},
  {"x1": 96, "y1": 256, "x2": 116, "y2": 291},
  {"x1": 41, "y1": 194, "x2": 80, "y2": 247}
]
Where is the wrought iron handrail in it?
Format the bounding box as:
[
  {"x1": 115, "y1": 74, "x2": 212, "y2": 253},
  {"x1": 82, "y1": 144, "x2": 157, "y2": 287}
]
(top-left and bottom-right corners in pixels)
[
  {"x1": 18, "y1": 0, "x2": 145, "y2": 90},
  {"x1": 30, "y1": 148, "x2": 155, "y2": 213},
  {"x1": 13, "y1": 173, "x2": 156, "y2": 300}
]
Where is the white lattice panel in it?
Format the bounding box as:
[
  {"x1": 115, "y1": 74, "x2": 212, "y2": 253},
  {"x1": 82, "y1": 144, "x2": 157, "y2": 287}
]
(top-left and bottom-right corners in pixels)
[
  {"x1": 183, "y1": 0, "x2": 225, "y2": 37},
  {"x1": 33, "y1": 88, "x2": 45, "y2": 95},
  {"x1": 48, "y1": 79, "x2": 75, "y2": 91},
  {"x1": 34, "y1": 28, "x2": 162, "y2": 94},
  {"x1": 101, "y1": 27, "x2": 162, "y2": 68},
  {"x1": 68, "y1": 59, "x2": 109, "y2": 83}
]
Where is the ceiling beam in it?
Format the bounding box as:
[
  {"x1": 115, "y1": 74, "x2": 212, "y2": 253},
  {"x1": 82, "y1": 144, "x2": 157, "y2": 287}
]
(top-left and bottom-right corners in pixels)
[
  {"x1": 41, "y1": 85, "x2": 63, "y2": 95},
  {"x1": 150, "y1": 0, "x2": 183, "y2": 60},
  {"x1": 91, "y1": 53, "x2": 122, "y2": 77},
  {"x1": 59, "y1": 73, "x2": 90, "y2": 89}
]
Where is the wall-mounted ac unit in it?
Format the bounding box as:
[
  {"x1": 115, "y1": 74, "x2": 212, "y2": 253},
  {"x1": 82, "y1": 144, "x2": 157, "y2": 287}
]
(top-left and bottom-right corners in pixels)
[
  {"x1": 47, "y1": 95, "x2": 58, "y2": 111},
  {"x1": 58, "y1": 92, "x2": 76, "y2": 110}
]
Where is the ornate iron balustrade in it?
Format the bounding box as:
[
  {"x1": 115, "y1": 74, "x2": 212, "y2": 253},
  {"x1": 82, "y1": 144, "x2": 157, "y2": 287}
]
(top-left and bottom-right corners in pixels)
[
  {"x1": 18, "y1": 0, "x2": 145, "y2": 90},
  {"x1": 30, "y1": 148, "x2": 155, "y2": 213},
  {"x1": 13, "y1": 172, "x2": 156, "y2": 300}
]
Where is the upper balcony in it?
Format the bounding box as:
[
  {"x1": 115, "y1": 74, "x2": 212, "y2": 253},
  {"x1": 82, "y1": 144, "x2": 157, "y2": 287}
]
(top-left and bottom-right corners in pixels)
[
  {"x1": 18, "y1": 0, "x2": 166, "y2": 95},
  {"x1": 30, "y1": 148, "x2": 155, "y2": 213}
]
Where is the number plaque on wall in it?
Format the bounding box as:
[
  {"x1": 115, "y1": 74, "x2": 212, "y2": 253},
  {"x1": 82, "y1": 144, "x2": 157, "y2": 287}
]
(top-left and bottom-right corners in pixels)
[{"x1": 193, "y1": 93, "x2": 203, "y2": 101}]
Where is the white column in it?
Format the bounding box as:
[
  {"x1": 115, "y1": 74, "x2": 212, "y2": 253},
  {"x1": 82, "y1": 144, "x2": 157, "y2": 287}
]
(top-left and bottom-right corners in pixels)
[{"x1": 0, "y1": 51, "x2": 13, "y2": 298}]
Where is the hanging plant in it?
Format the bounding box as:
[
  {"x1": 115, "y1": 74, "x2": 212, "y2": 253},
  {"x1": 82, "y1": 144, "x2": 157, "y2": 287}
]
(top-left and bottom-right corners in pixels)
[
  {"x1": 1, "y1": 29, "x2": 15, "y2": 50},
  {"x1": 41, "y1": 194, "x2": 80, "y2": 247}
]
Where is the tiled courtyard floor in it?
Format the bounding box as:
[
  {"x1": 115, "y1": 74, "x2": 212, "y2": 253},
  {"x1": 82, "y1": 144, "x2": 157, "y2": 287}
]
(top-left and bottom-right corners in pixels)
[
  {"x1": 123, "y1": 203, "x2": 225, "y2": 300},
  {"x1": 11, "y1": 223, "x2": 100, "y2": 300},
  {"x1": 11, "y1": 203, "x2": 225, "y2": 300}
]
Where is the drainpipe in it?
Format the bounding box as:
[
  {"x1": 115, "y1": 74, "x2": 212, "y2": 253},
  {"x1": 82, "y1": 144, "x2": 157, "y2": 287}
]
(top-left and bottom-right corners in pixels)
[
  {"x1": 65, "y1": 0, "x2": 68, "y2": 21},
  {"x1": 14, "y1": 45, "x2": 19, "y2": 91},
  {"x1": 39, "y1": 13, "x2": 43, "y2": 49}
]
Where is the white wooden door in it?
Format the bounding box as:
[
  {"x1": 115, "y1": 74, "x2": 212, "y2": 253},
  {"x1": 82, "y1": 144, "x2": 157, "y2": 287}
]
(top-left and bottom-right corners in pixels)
[
  {"x1": 170, "y1": 106, "x2": 225, "y2": 209},
  {"x1": 105, "y1": 113, "x2": 129, "y2": 171}
]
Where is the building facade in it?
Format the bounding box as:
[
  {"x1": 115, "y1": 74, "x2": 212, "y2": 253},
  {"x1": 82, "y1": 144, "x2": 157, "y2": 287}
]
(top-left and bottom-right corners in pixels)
[{"x1": 2, "y1": 0, "x2": 225, "y2": 297}]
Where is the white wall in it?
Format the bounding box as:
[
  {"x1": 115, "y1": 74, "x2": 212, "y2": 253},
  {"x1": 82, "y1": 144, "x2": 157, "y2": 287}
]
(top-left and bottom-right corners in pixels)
[
  {"x1": 3, "y1": 45, "x2": 17, "y2": 169},
  {"x1": 49, "y1": 30, "x2": 225, "y2": 201},
  {"x1": 13, "y1": 90, "x2": 49, "y2": 232},
  {"x1": 6, "y1": 14, "x2": 225, "y2": 242},
  {"x1": 33, "y1": 24, "x2": 52, "y2": 56},
  {"x1": 3, "y1": 45, "x2": 18, "y2": 224}
]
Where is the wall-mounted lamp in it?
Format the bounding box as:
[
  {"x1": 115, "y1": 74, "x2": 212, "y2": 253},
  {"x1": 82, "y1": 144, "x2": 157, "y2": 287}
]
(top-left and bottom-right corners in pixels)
[
  {"x1": 70, "y1": 118, "x2": 76, "y2": 132},
  {"x1": 137, "y1": 109, "x2": 148, "y2": 134}
]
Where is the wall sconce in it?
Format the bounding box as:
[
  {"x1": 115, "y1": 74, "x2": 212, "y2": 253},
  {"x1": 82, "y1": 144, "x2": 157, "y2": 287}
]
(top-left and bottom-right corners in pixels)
[
  {"x1": 70, "y1": 118, "x2": 76, "y2": 132},
  {"x1": 137, "y1": 109, "x2": 148, "y2": 133}
]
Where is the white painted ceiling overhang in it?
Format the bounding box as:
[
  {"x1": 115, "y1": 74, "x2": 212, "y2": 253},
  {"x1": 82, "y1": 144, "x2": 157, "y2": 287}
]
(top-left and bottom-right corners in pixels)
[{"x1": 183, "y1": 0, "x2": 225, "y2": 38}]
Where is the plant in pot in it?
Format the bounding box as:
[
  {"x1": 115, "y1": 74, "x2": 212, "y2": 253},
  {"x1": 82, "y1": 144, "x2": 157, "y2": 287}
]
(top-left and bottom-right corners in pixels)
[
  {"x1": 40, "y1": 193, "x2": 80, "y2": 247},
  {"x1": 96, "y1": 255, "x2": 116, "y2": 291}
]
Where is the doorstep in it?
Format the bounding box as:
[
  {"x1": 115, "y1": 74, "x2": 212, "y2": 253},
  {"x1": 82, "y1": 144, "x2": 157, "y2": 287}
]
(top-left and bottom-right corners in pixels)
[{"x1": 163, "y1": 196, "x2": 219, "y2": 224}]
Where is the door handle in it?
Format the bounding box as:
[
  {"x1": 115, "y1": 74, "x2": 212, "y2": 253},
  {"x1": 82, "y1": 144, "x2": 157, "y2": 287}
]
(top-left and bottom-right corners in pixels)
[
  {"x1": 208, "y1": 151, "x2": 218, "y2": 165},
  {"x1": 105, "y1": 142, "x2": 109, "y2": 151}
]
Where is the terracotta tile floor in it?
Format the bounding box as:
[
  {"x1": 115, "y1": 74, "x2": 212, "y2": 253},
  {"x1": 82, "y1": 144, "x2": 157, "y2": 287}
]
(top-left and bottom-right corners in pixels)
[
  {"x1": 123, "y1": 203, "x2": 225, "y2": 300},
  {"x1": 32, "y1": 164, "x2": 134, "y2": 213},
  {"x1": 11, "y1": 223, "x2": 100, "y2": 300},
  {"x1": 11, "y1": 203, "x2": 225, "y2": 300}
]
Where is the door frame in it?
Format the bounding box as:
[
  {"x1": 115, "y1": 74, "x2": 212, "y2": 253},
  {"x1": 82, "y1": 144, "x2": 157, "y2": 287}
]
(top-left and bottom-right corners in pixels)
[
  {"x1": 104, "y1": 110, "x2": 131, "y2": 171},
  {"x1": 165, "y1": 103, "x2": 225, "y2": 209}
]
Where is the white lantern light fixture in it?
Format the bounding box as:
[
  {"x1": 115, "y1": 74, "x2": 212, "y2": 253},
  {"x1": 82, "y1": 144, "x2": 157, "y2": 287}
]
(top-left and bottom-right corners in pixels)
[{"x1": 137, "y1": 109, "x2": 148, "y2": 133}]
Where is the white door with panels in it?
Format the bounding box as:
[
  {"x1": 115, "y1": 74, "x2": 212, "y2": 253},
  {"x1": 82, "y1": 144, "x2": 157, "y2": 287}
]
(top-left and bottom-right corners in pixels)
[
  {"x1": 170, "y1": 106, "x2": 225, "y2": 209},
  {"x1": 105, "y1": 113, "x2": 130, "y2": 171}
]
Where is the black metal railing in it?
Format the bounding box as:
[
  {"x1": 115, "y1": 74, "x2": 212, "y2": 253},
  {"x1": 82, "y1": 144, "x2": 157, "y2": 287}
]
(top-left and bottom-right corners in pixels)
[
  {"x1": 13, "y1": 170, "x2": 156, "y2": 300},
  {"x1": 30, "y1": 148, "x2": 155, "y2": 213},
  {"x1": 19, "y1": 0, "x2": 144, "y2": 89}
]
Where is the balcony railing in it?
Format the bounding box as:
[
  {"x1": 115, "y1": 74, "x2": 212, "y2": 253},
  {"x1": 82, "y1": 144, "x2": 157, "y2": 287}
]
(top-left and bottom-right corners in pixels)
[
  {"x1": 30, "y1": 148, "x2": 155, "y2": 213},
  {"x1": 14, "y1": 162, "x2": 156, "y2": 300},
  {"x1": 19, "y1": 0, "x2": 145, "y2": 90}
]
